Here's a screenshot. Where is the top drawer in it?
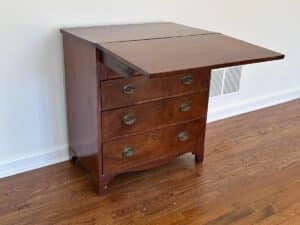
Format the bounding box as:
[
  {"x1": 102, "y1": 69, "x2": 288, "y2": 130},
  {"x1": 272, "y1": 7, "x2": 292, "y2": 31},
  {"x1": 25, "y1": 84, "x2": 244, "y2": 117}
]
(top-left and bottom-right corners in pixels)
[{"x1": 101, "y1": 69, "x2": 210, "y2": 110}]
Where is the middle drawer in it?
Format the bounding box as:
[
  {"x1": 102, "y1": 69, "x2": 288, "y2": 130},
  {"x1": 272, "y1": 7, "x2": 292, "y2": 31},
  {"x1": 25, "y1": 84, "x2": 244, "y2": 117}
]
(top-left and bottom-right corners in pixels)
[{"x1": 102, "y1": 92, "x2": 208, "y2": 140}]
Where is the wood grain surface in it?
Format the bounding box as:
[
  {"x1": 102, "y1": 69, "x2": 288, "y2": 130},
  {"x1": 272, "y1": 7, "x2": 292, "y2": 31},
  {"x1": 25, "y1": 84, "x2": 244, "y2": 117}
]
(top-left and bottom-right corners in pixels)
[
  {"x1": 101, "y1": 69, "x2": 210, "y2": 110},
  {"x1": 62, "y1": 34, "x2": 101, "y2": 179},
  {"x1": 102, "y1": 92, "x2": 208, "y2": 140},
  {"x1": 62, "y1": 22, "x2": 284, "y2": 76},
  {"x1": 101, "y1": 34, "x2": 284, "y2": 75},
  {"x1": 61, "y1": 22, "x2": 214, "y2": 44},
  {"x1": 0, "y1": 99, "x2": 299, "y2": 225},
  {"x1": 103, "y1": 120, "x2": 205, "y2": 174}
]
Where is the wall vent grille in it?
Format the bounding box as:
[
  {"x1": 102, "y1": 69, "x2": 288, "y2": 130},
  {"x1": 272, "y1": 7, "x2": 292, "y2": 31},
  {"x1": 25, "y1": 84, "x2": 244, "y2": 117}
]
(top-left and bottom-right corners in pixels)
[{"x1": 210, "y1": 66, "x2": 242, "y2": 97}]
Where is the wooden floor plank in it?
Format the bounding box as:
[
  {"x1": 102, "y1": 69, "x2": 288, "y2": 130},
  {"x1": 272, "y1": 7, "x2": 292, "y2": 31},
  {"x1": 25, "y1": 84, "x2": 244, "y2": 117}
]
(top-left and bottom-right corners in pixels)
[{"x1": 0, "y1": 99, "x2": 299, "y2": 225}]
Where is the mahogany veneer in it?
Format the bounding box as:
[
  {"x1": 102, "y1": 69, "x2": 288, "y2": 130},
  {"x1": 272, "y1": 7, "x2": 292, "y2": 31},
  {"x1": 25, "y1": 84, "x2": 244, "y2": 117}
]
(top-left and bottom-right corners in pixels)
[
  {"x1": 102, "y1": 92, "x2": 208, "y2": 140},
  {"x1": 61, "y1": 22, "x2": 284, "y2": 194},
  {"x1": 101, "y1": 69, "x2": 210, "y2": 110},
  {"x1": 103, "y1": 120, "x2": 205, "y2": 174}
]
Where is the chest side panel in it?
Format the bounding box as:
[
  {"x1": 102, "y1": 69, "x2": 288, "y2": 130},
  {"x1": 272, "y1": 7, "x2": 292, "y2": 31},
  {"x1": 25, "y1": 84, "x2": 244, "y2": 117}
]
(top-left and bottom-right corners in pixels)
[{"x1": 63, "y1": 35, "x2": 101, "y2": 178}]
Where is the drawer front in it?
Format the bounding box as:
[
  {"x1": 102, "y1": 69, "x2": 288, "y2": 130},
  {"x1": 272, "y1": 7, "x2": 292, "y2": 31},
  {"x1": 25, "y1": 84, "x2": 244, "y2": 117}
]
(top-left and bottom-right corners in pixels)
[
  {"x1": 102, "y1": 92, "x2": 208, "y2": 140},
  {"x1": 103, "y1": 120, "x2": 205, "y2": 174},
  {"x1": 101, "y1": 69, "x2": 210, "y2": 110}
]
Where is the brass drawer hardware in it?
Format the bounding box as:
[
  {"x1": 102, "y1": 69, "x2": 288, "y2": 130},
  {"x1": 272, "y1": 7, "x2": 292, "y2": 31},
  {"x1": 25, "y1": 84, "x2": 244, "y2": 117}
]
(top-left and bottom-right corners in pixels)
[
  {"x1": 123, "y1": 84, "x2": 135, "y2": 95},
  {"x1": 180, "y1": 102, "x2": 192, "y2": 112},
  {"x1": 123, "y1": 114, "x2": 137, "y2": 125},
  {"x1": 178, "y1": 131, "x2": 189, "y2": 142},
  {"x1": 123, "y1": 147, "x2": 135, "y2": 157},
  {"x1": 181, "y1": 75, "x2": 193, "y2": 85}
]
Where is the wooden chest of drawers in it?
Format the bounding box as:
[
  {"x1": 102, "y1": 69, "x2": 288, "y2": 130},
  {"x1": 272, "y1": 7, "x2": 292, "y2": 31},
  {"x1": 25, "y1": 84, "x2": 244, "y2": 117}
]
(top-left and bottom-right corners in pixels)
[{"x1": 61, "y1": 22, "x2": 284, "y2": 194}]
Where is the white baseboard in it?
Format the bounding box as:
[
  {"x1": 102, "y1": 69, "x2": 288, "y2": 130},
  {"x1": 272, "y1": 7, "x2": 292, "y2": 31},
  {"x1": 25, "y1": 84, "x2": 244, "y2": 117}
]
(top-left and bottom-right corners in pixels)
[
  {"x1": 0, "y1": 145, "x2": 69, "y2": 179},
  {"x1": 0, "y1": 88, "x2": 299, "y2": 179},
  {"x1": 207, "y1": 88, "x2": 300, "y2": 123}
]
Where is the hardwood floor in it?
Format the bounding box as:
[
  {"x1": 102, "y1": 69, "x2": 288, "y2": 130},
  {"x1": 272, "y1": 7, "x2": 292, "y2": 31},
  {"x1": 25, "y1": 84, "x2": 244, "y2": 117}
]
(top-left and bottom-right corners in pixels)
[{"x1": 1, "y1": 100, "x2": 300, "y2": 225}]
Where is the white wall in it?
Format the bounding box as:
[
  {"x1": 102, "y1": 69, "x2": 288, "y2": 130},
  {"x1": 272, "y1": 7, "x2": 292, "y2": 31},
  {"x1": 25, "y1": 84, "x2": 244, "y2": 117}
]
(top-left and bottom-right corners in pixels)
[{"x1": 1, "y1": 0, "x2": 299, "y2": 177}]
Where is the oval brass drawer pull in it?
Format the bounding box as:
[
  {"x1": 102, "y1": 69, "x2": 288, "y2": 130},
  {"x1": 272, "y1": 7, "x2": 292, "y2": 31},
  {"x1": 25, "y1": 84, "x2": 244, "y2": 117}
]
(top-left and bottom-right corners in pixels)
[
  {"x1": 122, "y1": 84, "x2": 135, "y2": 95},
  {"x1": 123, "y1": 114, "x2": 137, "y2": 125},
  {"x1": 123, "y1": 147, "x2": 134, "y2": 157},
  {"x1": 181, "y1": 75, "x2": 193, "y2": 85},
  {"x1": 178, "y1": 131, "x2": 189, "y2": 142},
  {"x1": 180, "y1": 102, "x2": 192, "y2": 112}
]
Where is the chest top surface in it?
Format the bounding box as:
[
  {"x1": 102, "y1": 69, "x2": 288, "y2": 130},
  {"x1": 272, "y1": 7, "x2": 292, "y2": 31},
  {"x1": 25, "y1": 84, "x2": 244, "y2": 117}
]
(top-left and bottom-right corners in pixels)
[
  {"x1": 101, "y1": 34, "x2": 284, "y2": 75},
  {"x1": 61, "y1": 22, "x2": 284, "y2": 76},
  {"x1": 61, "y1": 22, "x2": 214, "y2": 44}
]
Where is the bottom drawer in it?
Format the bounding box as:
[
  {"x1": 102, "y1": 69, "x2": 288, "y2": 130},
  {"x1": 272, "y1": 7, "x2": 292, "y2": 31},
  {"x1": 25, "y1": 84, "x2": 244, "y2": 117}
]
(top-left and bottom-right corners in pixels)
[{"x1": 103, "y1": 120, "x2": 205, "y2": 174}]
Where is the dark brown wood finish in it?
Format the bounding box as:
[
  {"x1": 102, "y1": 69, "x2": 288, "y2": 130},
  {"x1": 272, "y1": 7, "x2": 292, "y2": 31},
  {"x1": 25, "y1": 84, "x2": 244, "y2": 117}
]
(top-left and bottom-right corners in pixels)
[
  {"x1": 61, "y1": 22, "x2": 284, "y2": 194},
  {"x1": 102, "y1": 92, "x2": 208, "y2": 140},
  {"x1": 62, "y1": 35, "x2": 101, "y2": 180},
  {"x1": 103, "y1": 120, "x2": 205, "y2": 174},
  {"x1": 101, "y1": 34, "x2": 284, "y2": 75},
  {"x1": 97, "y1": 53, "x2": 134, "y2": 80},
  {"x1": 101, "y1": 51, "x2": 139, "y2": 77},
  {"x1": 61, "y1": 22, "x2": 214, "y2": 44},
  {"x1": 101, "y1": 69, "x2": 210, "y2": 110}
]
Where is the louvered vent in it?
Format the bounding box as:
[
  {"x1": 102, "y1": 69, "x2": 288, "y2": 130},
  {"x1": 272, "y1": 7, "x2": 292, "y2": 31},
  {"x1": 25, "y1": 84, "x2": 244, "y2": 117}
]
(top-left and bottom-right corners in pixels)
[{"x1": 210, "y1": 66, "x2": 242, "y2": 97}]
